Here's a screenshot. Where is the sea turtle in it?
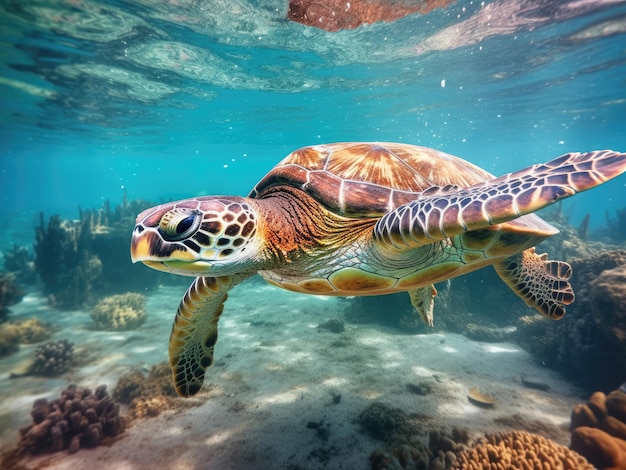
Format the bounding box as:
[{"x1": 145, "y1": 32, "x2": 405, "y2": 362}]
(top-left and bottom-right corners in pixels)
[{"x1": 130, "y1": 142, "x2": 626, "y2": 397}]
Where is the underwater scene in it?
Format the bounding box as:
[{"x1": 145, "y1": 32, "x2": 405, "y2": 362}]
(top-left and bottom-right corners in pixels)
[{"x1": 1, "y1": 0, "x2": 626, "y2": 468}]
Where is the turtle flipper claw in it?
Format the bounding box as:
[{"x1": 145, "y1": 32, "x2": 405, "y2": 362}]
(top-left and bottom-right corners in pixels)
[{"x1": 494, "y1": 248, "x2": 574, "y2": 320}]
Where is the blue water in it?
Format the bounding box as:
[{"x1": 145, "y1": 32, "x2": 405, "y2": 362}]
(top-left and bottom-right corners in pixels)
[
  {"x1": 1, "y1": 0, "x2": 625, "y2": 238},
  {"x1": 1, "y1": 1, "x2": 626, "y2": 467}
]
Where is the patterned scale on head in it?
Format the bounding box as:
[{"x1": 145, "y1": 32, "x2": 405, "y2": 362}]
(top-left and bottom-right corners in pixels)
[
  {"x1": 130, "y1": 142, "x2": 626, "y2": 397},
  {"x1": 132, "y1": 198, "x2": 260, "y2": 276}
]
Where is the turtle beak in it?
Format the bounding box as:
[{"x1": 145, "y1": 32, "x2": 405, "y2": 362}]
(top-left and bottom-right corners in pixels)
[
  {"x1": 130, "y1": 225, "x2": 215, "y2": 276},
  {"x1": 130, "y1": 231, "x2": 150, "y2": 264}
]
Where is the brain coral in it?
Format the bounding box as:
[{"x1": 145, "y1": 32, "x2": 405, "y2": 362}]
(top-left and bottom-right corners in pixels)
[
  {"x1": 90, "y1": 292, "x2": 146, "y2": 330},
  {"x1": 451, "y1": 430, "x2": 594, "y2": 469}
]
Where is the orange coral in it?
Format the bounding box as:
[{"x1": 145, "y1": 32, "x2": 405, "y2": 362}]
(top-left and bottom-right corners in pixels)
[
  {"x1": 451, "y1": 430, "x2": 594, "y2": 469},
  {"x1": 570, "y1": 388, "x2": 626, "y2": 470}
]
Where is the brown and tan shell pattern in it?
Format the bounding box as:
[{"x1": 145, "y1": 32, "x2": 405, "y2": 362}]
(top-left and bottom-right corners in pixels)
[{"x1": 249, "y1": 142, "x2": 495, "y2": 218}]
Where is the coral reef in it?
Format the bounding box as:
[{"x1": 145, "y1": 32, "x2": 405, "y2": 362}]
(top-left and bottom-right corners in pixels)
[
  {"x1": 16, "y1": 384, "x2": 124, "y2": 455},
  {"x1": 2, "y1": 244, "x2": 36, "y2": 284},
  {"x1": 10, "y1": 318, "x2": 53, "y2": 344},
  {"x1": 360, "y1": 402, "x2": 472, "y2": 469},
  {"x1": 287, "y1": 0, "x2": 452, "y2": 32},
  {"x1": 34, "y1": 197, "x2": 161, "y2": 310},
  {"x1": 450, "y1": 430, "x2": 594, "y2": 469},
  {"x1": 0, "y1": 273, "x2": 25, "y2": 320},
  {"x1": 26, "y1": 339, "x2": 74, "y2": 377},
  {"x1": 113, "y1": 362, "x2": 199, "y2": 420},
  {"x1": 594, "y1": 207, "x2": 626, "y2": 243},
  {"x1": 90, "y1": 293, "x2": 146, "y2": 331},
  {"x1": 538, "y1": 210, "x2": 601, "y2": 262},
  {"x1": 344, "y1": 266, "x2": 525, "y2": 334},
  {"x1": 34, "y1": 213, "x2": 102, "y2": 309},
  {"x1": 515, "y1": 250, "x2": 626, "y2": 393},
  {"x1": 359, "y1": 402, "x2": 412, "y2": 442},
  {"x1": 0, "y1": 322, "x2": 21, "y2": 357},
  {"x1": 366, "y1": 415, "x2": 470, "y2": 469},
  {"x1": 0, "y1": 318, "x2": 53, "y2": 358},
  {"x1": 362, "y1": 401, "x2": 597, "y2": 469},
  {"x1": 569, "y1": 388, "x2": 626, "y2": 469},
  {"x1": 590, "y1": 265, "x2": 626, "y2": 354}
]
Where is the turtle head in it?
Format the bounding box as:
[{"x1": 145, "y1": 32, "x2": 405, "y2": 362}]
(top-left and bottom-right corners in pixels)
[{"x1": 131, "y1": 196, "x2": 263, "y2": 276}]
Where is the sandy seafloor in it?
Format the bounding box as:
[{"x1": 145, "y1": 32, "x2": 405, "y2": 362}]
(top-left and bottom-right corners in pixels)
[{"x1": 0, "y1": 277, "x2": 586, "y2": 469}]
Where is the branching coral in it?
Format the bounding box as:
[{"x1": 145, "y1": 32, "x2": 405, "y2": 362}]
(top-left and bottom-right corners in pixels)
[
  {"x1": 34, "y1": 214, "x2": 102, "y2": 309},
  {"x1": 90, "y1": 293, "x2": 146, "y2": 330},
  {"x1": 16, "y1": 384, "x2": 124, "y2": 455},
  {"x1": 34, "y1": 198, "x2": 160, "y2": 310},
  {"x1": 451, "y1": 430, "x2": 594, "y2": 469}
]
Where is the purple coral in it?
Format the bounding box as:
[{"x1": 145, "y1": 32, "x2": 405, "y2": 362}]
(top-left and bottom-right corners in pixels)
[{"x1": 18, "y1": 384, "x2": 124, "y2": 455}]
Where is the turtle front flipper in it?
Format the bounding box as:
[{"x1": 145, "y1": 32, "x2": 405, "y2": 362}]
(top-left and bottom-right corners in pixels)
[
  {"x1": 374, "y1": 150, "x2": 626, "y2": 249},
  {"x1": 494, "y1": 248, "x2": 574, "y2": 319},
  {"x1": 169, "y1": 274, "x2": 249, "y2": 397}
]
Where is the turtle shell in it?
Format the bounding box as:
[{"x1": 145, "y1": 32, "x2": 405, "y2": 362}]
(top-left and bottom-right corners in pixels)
[{"x1": 249, "y1": 142, "x2": 495, "y2": 218}]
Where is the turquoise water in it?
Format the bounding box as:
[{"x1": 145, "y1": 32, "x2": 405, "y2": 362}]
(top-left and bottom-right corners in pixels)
[
  {"x1": 1, "y1": 1, "x2": 626, "y2": 468},
  {"x1": 1, "y1": 0, "x2": 625, "y2": 228}
]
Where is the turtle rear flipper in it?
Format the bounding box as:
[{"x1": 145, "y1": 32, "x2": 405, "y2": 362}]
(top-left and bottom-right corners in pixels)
[
  {"x1": 493, "y1": 248, "x2": 574, "y2": 320},
  {"x1": 407, "y1": 284, "x2": 437, "y2": 327},
  {"x1": 169, "y1": 274, "x2": 248, "y2": 397}
]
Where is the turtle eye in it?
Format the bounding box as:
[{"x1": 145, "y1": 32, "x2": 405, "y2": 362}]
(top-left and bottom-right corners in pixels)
[{"x1": 159, "y1": 209, "x2": 201, "y2": 241}]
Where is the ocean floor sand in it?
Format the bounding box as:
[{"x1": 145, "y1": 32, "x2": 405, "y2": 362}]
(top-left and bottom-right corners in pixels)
[{"x1": 0, "y1": 278, "x2": 586, "y2": 469}]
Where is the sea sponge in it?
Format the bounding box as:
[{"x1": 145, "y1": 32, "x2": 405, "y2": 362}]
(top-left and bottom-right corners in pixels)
[
  {"x1": 358, "y1": 402, "x2": 410, "y2": 441},
  {"x1": 369, "y1": 426, "x2": 470, "y2": 470},
  {"x1": 0, "y1": 323, "x2": 21, "y2": 357},
  {"x1": 113, "y1": 363, "x2": 198, "y2": 421},
  {"x1": 17, "y1": 384, "x2": 124, "y2": 455},
  {"x1": 570, "y1": 388, "x2": 626, "y2": 469},
  {"x1": 11, "y1": 318, "x2": 54, "y2": 344},
  {"x1": 90, "y1": 292, "x2": 146, "y2": 330},
  {"x1": 26, "y1": 339, "x2": 74, "y2": 376},
  {"x1": 0, "y1": 319, "x2": 53, "y2": 359},
  {"x1": 451, "y1": 430, "x2": 594, "y2": 469}
]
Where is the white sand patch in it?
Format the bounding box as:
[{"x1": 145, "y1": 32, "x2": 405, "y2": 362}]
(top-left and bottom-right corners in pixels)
[{"x1": 1, "y1": 281, "x2": 586, "y2": 469}]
